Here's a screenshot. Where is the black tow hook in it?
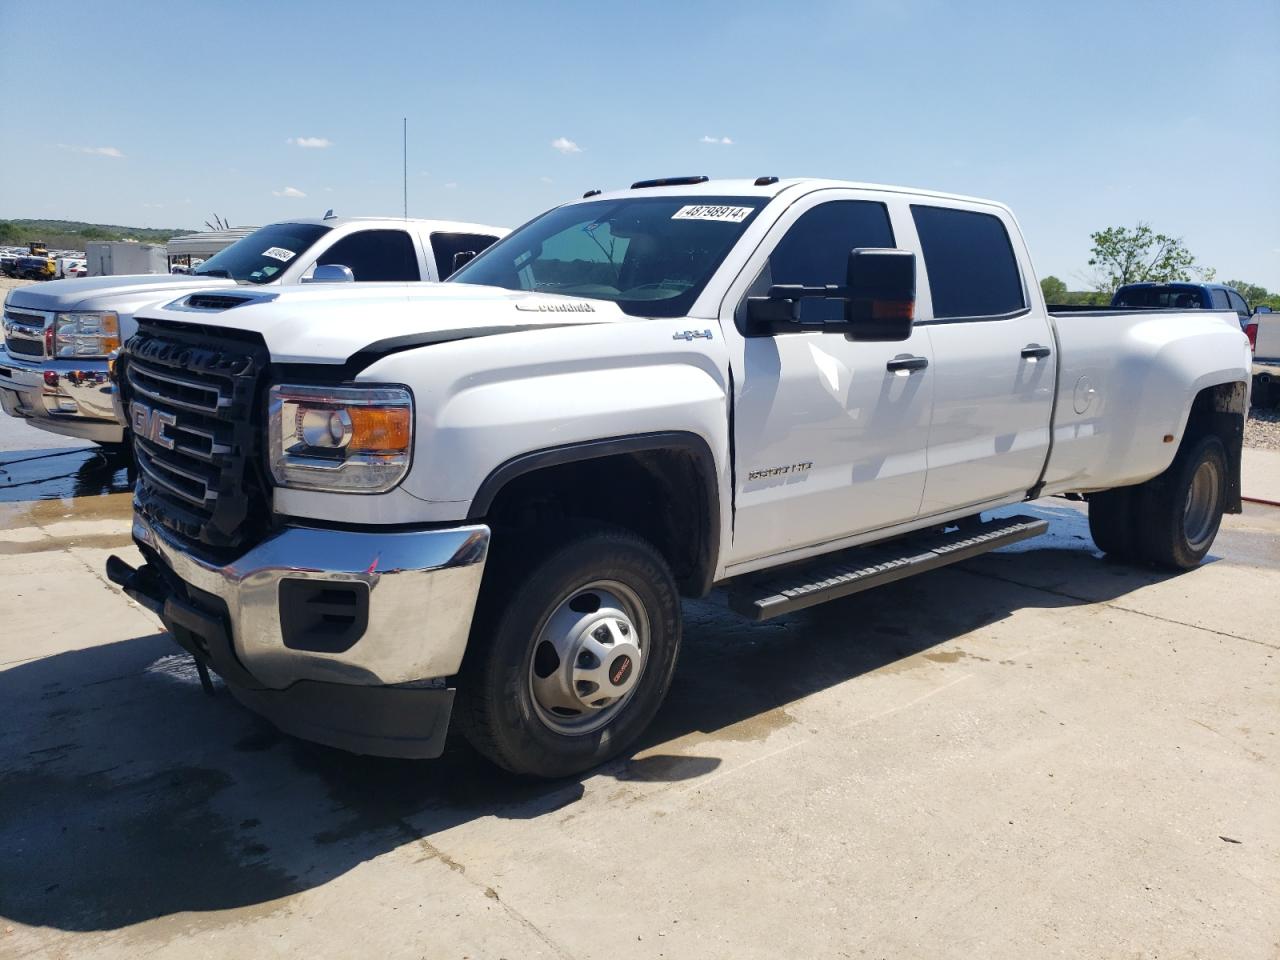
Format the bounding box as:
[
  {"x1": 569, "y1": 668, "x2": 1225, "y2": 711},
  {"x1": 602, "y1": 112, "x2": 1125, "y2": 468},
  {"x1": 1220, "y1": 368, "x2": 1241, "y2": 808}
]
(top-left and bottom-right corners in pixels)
[{"x1": 104, "y1": 554, "x2": 216, "y2": 696}]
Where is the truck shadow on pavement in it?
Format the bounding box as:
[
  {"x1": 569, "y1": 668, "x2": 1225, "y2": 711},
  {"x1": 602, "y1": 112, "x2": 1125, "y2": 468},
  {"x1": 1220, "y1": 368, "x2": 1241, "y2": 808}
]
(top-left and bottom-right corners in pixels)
[{"x1": 0, "y1": 502, "x2": 1193, "y2": 932}]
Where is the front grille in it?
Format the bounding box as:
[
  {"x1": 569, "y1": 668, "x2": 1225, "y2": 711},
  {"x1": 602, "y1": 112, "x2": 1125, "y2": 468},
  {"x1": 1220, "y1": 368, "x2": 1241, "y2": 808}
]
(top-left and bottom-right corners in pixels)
[
  {"x1": 3, "y1": 309, "x2": 47, "y2": 358},
  {"x1": 122, "y1": 319, "x2": 271, "y2": 554}
]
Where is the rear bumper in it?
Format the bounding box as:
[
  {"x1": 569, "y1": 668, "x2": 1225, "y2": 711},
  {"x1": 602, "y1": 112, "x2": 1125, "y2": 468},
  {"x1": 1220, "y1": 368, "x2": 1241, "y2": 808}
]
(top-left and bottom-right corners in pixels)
[
  {"x1": 0, "y1": 349, "x2": 124, "y2": 442},
  {"x1": 109, "y1": 512, "x2": 490, "y2": 758}
]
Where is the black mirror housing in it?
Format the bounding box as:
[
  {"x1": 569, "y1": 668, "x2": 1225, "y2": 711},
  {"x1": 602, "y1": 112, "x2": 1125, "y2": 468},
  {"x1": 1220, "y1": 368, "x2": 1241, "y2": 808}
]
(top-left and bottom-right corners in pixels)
[
  {"x1": 843, "y1": 248, "x2": 915, "y2": 341},
  {"x1": 451, "y1": 250, "x2": 478, "y2": 275}
]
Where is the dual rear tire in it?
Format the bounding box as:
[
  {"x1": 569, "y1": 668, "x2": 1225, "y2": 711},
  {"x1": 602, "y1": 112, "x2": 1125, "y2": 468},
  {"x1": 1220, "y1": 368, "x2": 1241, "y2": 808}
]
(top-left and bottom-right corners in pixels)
[{"x1": 1088, "y1": 434, "x2": 1228, "y2": 570}]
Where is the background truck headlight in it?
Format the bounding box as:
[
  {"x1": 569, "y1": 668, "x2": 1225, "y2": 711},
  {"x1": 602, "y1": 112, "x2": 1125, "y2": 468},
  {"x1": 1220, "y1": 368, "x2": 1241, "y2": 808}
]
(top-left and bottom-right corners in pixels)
[
  {"x1": 53, "y1": 312, "x2": 121, "y2": 357},
  {"x1": 268, "y1": 384, "x2": 413, "y2": 493}
]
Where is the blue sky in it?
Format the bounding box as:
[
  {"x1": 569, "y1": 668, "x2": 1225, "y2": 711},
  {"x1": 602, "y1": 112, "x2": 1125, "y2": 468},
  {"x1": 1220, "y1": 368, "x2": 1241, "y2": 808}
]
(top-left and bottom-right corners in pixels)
[{"x1": 2, "y1": 0, "x2": 1277, "y2": 287}]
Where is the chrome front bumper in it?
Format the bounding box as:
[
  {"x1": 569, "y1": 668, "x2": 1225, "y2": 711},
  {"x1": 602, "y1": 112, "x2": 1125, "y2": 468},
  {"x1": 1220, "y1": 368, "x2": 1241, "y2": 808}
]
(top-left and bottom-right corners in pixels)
[
  {"x1": 0, "y1": 349, "x2": 124, "y2": 443},
  {"x1": 130, "y1": 511, "x2": 491, "y2": 689}
]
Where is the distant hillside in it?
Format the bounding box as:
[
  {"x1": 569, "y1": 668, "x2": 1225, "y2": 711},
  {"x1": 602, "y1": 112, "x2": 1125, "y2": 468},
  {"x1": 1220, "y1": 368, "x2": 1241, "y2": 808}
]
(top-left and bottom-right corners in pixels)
[{"x1": 0, "y1": 218, "x2": 199, "y2": 250}]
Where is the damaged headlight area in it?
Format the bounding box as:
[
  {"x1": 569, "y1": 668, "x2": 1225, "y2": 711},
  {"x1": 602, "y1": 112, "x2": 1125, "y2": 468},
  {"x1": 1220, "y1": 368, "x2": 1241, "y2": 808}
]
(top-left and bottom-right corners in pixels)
[
  {"x1": 53, "y1": 312, "x2": 121, "y2": 357},
  {"x1": 268, "y1": 384, "x2": 413, "y2": 493}
]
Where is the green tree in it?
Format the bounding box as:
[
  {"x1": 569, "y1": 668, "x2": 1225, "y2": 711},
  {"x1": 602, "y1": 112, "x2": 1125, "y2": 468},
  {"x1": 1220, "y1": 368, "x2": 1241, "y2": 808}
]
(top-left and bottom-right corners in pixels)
[
  {"x1": 0, "y1": 221, "x2": 23, "y2": 244},
  {"x1": 1087, "y1": 223, "x2": 1215, "y2": 295},
  {"x1": 1040, "y1": 275, "x2": 1068, "y2": 304}
]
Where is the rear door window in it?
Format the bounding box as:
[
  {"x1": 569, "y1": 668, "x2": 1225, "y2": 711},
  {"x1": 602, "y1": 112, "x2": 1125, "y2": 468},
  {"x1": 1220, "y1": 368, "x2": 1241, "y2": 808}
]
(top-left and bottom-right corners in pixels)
[
  {"x1": 759, "y1": 200, "x2": 895, "y2": 324},
  {"x1": 1209, "y1": 289, "x2": 1230, "y2": 310},
  {"x1": 317, "y1": 229, "x2": 421, "y2": 281},
  {"x1": 910, "y1": 206, "x2": 1026, "y2": 319},
  {"x1": 1226, "y1": 290, "x2": 1249, "y2": 318},
  {"x1": 431, "y1": 232, "x2": 500, "y2": 279}
]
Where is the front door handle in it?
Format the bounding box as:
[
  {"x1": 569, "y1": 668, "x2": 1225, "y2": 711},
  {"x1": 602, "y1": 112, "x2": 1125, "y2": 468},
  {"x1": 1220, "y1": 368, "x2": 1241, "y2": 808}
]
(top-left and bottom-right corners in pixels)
[
  {"x1": 886, "y1": 355, "x2": 929, "y2": 373},
  {"x1": 1021, "y1": 344, "x2": 1052, "y2": 360}
]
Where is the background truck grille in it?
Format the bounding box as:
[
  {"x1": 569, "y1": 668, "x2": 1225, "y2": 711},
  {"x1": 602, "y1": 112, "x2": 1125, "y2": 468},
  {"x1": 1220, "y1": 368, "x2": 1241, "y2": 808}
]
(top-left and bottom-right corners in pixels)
[
  {"x1": 122, "y1": 319, "x2": 271, "y2": 554},
  {"x1": 3, "y1": 309, "x2": 47, "y2": 358}
]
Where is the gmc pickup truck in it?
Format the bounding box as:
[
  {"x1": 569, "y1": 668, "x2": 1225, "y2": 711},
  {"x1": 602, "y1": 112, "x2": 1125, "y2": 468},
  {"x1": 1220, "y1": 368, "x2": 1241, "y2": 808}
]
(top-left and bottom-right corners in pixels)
[
  {"x1": 0, "y1": 216, "x2": 506, "y2": 447},
  {"x1": 106, "y1": 177, "x2": 1252, "y2": 778}
]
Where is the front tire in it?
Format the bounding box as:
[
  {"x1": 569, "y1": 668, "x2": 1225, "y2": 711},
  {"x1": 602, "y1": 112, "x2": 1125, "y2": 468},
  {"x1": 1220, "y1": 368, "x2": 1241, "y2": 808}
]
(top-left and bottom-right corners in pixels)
[
  {"x1": 1136, "y1": 434, "x2": 1228, "y2": 570},
  {"x1": 457, "y1": 526, "x2": 682, "y2": 778}
]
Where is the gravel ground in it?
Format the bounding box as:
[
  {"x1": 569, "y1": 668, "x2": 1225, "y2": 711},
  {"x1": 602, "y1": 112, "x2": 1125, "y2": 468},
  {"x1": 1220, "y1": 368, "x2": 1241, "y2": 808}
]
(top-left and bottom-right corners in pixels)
[{"x1": 1247, "y1": 406, "x2": 1280, "y2": 450}]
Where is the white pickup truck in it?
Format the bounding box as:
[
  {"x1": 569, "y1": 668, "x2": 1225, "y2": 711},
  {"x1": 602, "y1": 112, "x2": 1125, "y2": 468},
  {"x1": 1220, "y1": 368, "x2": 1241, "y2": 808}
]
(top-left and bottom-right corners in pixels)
[
  {"x1": 106, "y1": 177, "x2": 1251, "y2": 778},
  {"x1": 0, "y1": 216, "x2": 507, "y2": 446}
]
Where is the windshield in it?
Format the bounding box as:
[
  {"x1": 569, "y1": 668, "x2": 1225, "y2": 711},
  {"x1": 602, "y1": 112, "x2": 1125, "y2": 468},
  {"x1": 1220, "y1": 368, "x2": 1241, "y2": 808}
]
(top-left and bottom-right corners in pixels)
[
  {"x1": 193, "y1": 223, "x2": 332, "y2": 284},
  {"x1": 1113, "y1": 285, "x2": 1204, "y2": 309},
  {"x1": 448, "y1": 196, "x2": 767, "y2": 317}
]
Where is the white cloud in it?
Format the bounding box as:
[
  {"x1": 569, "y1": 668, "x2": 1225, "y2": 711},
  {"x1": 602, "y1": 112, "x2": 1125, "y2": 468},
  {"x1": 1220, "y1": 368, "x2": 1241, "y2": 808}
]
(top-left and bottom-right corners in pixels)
[
  {"x1": 444, "y1": 182, "x2": 458, "y2": 190},
  {"x1": 539, "y1": 176, "x2": 553, "y2": 184},
  {"x1": 551, "y1": 136, "x2": 582, "y2": 154},
  {"x1": 60, "y1": 143, "x2": 124, "y2": 158},
  {"x1": 272, "y1": 186, "x2": 307, "y2": 198},
  {"x1": 323, "y1": 186, "x2": 334, "y2": 192},
  {"x1": 143, "y1": 202, "x2": 164, "y2": 209},
  {"x1": 699, "y1": 135, "x2": 734, "y2": 146},
  {"x1": 287, "y1": 136, "x2": 332, "y2": 149}
]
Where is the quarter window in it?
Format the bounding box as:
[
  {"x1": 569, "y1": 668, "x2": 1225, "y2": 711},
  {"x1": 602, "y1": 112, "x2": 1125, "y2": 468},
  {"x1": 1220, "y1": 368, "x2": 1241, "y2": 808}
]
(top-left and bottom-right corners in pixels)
[
  {"x1": 911, "y1": 205, "x2": 1025, "y2": 319},
  {"x1": 758, "y1": 200, "x2": 895, "y2": 323},
  {"x1": 1209, "y1": 289, "x2": 1230, "y2": 310},
  {"x1": 317, "y1": 230, "x2": 420, "y2": 282}
]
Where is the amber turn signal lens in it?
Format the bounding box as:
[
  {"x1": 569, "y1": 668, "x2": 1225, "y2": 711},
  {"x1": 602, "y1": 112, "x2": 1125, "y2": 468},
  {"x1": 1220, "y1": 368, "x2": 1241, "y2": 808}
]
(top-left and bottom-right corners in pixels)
[
  {"x1": 348, "y1": 406, "x2": 411, "y2": 451},
  {"x1": 871, "y1": 299, "x2": 915, "y2": 320}
]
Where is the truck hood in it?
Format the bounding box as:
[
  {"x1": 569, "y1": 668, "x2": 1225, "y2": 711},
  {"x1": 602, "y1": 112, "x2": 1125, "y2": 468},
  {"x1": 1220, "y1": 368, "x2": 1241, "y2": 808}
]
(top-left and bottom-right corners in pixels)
[
  {"x1": 4, "y1": 274, "x2": 235, "y2": 312},
  {"x1": 135, "y1": 282, "x2": 631, "y2": 364}
]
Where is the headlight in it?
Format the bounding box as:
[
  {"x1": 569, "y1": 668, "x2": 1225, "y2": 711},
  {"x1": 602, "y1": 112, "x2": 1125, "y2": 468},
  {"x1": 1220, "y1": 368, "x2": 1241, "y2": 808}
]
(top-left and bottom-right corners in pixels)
[
  {"x1": 268, "y1": 384, "x2": 413, "y2": 493},
  {"x1": 53, "y1": 312, "x2": 120, "y2": 357}
]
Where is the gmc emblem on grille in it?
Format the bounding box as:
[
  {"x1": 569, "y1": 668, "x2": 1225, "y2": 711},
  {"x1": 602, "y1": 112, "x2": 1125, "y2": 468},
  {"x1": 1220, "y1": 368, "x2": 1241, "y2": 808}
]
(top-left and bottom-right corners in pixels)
[{"x1": 130, "y1": 401, "x2": 177, "y2": 450}]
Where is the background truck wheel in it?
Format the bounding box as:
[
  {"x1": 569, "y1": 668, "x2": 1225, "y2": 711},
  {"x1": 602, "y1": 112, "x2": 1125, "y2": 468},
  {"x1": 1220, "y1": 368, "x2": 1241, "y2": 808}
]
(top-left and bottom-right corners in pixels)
[
  {"x1": 1136, "y1": 434, "x2": 1227, "y2": 570},
  {"x1": 457, "y1": 525, "x2": 682, "y2": 779},
  {"x1": 1087, "y1": 487, "x2": 1140, "y2": 560}
]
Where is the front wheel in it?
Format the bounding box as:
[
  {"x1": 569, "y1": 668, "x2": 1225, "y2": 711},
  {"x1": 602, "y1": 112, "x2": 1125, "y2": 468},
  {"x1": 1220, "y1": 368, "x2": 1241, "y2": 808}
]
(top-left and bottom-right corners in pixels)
[
  {"x1": 457, "y1": 526, "x2": 682, "y2": 778},
  {"x1": 1136, "y1": 434, "x2": 1228, "y2": 570}
]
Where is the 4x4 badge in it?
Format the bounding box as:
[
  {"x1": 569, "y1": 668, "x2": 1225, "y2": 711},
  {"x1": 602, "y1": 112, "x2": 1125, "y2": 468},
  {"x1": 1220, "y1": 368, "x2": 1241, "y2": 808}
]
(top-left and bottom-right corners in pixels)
[{"x1": 672, "y1": 329, "x2": 713, "y2": 341}]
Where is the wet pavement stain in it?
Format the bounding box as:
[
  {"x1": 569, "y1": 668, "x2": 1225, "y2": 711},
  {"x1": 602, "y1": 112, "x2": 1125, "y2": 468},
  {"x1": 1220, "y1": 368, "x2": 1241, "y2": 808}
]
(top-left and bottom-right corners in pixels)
[{"x1": 0, "y1": 446, "x2": 132, "y2": 505}]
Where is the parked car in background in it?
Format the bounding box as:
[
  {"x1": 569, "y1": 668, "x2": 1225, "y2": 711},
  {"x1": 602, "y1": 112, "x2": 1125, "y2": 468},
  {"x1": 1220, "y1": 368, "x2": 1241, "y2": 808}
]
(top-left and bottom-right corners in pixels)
[
  {"x1": 1248, "y1": 306, "x2": 1280, "y2": 407},
  {"x1": 0, "y1": 216, "x2": 508, "y2": 448},
  {"x1": 1111, "y1": 282, "x2": 1252, "y2": 330},
  {"x1": 104, "y1": 176, "x2": 1251, "y2": 777},
  {"x1": 14, "y1": 254, "x2": 57, "y2": 281}
]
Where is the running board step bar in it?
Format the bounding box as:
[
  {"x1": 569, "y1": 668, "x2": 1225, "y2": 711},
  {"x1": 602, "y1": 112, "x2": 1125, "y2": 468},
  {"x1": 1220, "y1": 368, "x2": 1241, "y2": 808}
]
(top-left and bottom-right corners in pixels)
[{"x1": 728, "y1": 514, "x2": 1048, "y2": 622}]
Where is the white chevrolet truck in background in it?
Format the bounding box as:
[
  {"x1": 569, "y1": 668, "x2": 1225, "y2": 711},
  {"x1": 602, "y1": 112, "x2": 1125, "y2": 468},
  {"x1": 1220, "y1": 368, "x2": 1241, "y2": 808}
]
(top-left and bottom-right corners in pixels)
[
  {"x1": 0, "y1": 216, "x2": 507, "y2": 447},
  {"x1": 106, "y1": 176, "x2": 1251, "y2": 778}
]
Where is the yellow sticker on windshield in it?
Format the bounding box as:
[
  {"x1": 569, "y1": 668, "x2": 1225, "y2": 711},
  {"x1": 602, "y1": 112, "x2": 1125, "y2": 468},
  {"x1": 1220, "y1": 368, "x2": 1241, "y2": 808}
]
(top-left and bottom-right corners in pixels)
[{"x1": 671, "y1": 205, "x2": 752, "y2": 223}]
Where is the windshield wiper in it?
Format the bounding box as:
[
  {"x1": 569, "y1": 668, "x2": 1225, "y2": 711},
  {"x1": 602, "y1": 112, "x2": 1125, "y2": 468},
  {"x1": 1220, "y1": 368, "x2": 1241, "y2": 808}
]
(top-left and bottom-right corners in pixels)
[{"x1": 195, "y1": 268, "x2": 232, "y2": 279}]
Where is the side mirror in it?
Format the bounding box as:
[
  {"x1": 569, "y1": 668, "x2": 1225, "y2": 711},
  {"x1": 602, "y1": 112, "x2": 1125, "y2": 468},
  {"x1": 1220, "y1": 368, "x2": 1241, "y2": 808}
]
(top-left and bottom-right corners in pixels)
[
  {"x1": 304, "y1": 263, "x2": 355, "y2": 283},
  {"x1": 451, "y1": 250, "x2": 477, "y2": 275},
  {"x1": 843, "y1": 248, "x2": 915, "y2": 342},
  {"x1": 744, "y1": 248, "x2": 915, "y2": 341},
  {"x1": 1255, "y1": 305, "x2": 1273, "y2": 314}
]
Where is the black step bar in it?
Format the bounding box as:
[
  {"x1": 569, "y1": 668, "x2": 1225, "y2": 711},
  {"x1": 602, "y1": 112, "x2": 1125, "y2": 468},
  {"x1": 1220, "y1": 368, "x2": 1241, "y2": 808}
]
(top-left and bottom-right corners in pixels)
[{"x1": 728, "y1": 515, "x2": 1048, "y2": 621}]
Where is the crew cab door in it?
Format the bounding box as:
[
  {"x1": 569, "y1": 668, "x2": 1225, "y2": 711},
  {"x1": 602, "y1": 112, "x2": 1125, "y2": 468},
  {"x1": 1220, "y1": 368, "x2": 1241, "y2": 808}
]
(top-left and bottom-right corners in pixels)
[
  {"x1": 722, "y1": 192, "x2": 935, "y2": 566},
  {"x1": 910, "y1": 202, "x2": 1056, "y2": 514}
]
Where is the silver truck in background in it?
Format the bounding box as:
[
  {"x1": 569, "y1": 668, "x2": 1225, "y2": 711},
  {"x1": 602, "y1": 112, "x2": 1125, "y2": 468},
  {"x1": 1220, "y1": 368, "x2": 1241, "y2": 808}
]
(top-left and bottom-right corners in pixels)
[{"x1": 0, "y1": 216, "x2": 507, "y2": 447}]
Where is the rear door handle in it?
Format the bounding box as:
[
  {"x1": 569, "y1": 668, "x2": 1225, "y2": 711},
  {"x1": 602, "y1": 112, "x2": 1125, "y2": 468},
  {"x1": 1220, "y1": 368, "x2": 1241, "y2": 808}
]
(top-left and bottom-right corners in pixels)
[
  {"x1": 1021, "y1": 344, "x2": 1052, "y2": 360},
  {"x1": 886, "y1": 355, "x2": 929, "y2": 373}
]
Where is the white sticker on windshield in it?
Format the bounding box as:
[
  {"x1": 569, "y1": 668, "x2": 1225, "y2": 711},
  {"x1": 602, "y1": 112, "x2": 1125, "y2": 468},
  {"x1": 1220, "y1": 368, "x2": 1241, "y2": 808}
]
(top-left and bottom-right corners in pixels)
[
  {"x1": 262, "y1": 246, "x2": 296, "y2": 262},
  {"x1": 672, "y1": 205, "x2": 753, "y2": 223}
]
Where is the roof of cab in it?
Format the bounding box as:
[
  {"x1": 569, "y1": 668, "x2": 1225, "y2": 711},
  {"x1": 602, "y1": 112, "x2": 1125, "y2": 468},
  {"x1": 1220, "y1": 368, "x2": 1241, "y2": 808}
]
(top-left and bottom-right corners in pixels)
[
  {"x1": 569, "y1": 177, "x2": 1011, "y2": 212},
  {"x1": 276, "y1": 216, "x2": 509, "y2": 234}
]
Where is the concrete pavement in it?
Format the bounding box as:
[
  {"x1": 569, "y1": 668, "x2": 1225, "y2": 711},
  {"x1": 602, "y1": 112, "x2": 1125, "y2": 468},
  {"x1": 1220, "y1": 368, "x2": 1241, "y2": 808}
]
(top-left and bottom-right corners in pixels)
[
  {"x1": 1243, "y1": 446, "x2": 1280, "y2": 503},
  {"x1": 1, "y1": 484, "x2": 1277, "y2": 959}
]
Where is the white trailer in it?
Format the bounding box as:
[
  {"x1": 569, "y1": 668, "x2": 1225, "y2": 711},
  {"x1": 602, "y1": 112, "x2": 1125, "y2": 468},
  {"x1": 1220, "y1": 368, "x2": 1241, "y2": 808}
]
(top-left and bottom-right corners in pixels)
[{"x1": 85, "y1": 241, "x2": 168, "y2": 277}]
